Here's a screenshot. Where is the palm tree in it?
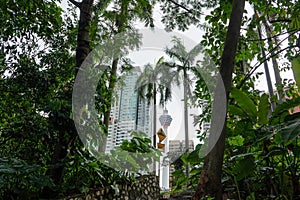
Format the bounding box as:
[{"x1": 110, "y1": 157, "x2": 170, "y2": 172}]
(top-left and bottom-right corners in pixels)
[
  {"x1": 135, "y1": 58, "x2": 174, "y2": 149},
  {"x1": 164, "y1": 37, "x2": 203, "y2": 176}
]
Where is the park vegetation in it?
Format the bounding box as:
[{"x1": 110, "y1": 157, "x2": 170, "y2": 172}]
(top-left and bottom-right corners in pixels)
[{"x1": 0, "y1": 0, "x2": 300, "y2": 199}]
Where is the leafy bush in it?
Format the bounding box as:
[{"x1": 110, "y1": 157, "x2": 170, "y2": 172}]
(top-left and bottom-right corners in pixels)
[{"x1": 0, "y1": 158, "x2": 54, "y2": 199}]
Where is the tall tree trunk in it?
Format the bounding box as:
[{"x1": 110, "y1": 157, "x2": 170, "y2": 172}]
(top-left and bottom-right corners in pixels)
[
  {"x1": 42, "y1": 1, "x2": 94, "y2": 197},
  {"x1": 47, "y1": 0, "x2": 94, "y2": 184},
  {"x1": 264, "y1": 21, "x2": 284, "y2": 103},
  {"x1": 99, "y1": 0, "x2": 128, "y2": 152},
  {"x1": 193, "y1": 0, "x2": 245, "y2": 199},
  {"x1": 100, "y1": 58, "x2": 119, "y2": 152},
  {"x1": 135, "y1": 94, "x2": 140, "y2": 130},
  {"x1": 183, "y1": 70, "x2": 189, "y2": 177},
  {"x1": 256, "y1": 10, "x2": 276, "y2": 111},
  {"x1": 153, "y1": 82, "x2": 157, "y2": 147},
  {"x1": 75, "y1": 0, "x2": 94, "y2": 73},
  {"x1": 153, "y1": 82, "x2": 157, "y2": 174}
]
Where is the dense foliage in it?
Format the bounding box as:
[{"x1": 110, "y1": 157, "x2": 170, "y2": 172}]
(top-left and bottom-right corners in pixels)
[{"x1": 0, "y1": 0, "x2": 299, "y2": 199}]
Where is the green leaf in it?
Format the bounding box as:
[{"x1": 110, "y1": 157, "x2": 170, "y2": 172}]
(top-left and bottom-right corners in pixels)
[
  {"x1": 232, "y1": 156, "x2": 256, "y2": 181},
  {"x1": 181, "y1": 153, "x2": 189, "y2": 165},
  {"x1": 278, "y1": 119, "x2": 300, "y2": 143},
  {"x1": 189, "y1": 167, "x2": 201, "y2": 175},
  {"x1": 176, "y1": 176, "x2": 188, "y2": 186},
  {"x1": 172, "y1": 169, "x2": 184, "y2": 177},
  {"x1": 228, "y1": 104, "x2": 248, "y2": 118},
  {"x1": 272, "y1": 96, "x2": 300, "y2": 119},
  {"x1": 230, "y1": 87, "x2": 257, "y2": 120},
  {"x1": 88, "y1": 162, "x2": 99, "y2": 169},
  {"x1": 228, "y1": 135, "x2": 245, "y2": 146},
  {"x1": 186, "y1": 147, "x2": 203, "y2": 164},
  {"x1": 229, "y1": 152, "x2": 257, "y2": 160},
  {"x1": 257, "y1": 94, "x2": 270, "y2": 126},
  {"x1": 265, "y1": 146, "x2": 286, "y2": 157},
  {"x1": 292, "y1": 56, "x2": 300, "y2": 88},
  {"x1": 0, "y1": 166, "x2": 16, "y2": 174},
  {"x1": 246, "y1": 192, "x2": 256, "y2": 200}
]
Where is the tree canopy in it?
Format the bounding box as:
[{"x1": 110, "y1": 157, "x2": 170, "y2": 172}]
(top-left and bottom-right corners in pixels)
[{"x1": 0, "y1": 0, "x2": 300, "y2": 199}]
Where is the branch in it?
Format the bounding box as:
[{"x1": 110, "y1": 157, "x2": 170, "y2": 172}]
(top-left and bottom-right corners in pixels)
[
  {"x1": 69, "y1": 0, "x2": 81, "y2": 8},
  {"x1": 266, "y1": 1, "x2": 291, "y2": 24},
  {"x1": 168, "y1": 0, "x2": 192, "y2": 13},
  {"x1": 239, "y1": 31, "x2": 297, "y2": 85},
  {"x1": 167, "y1": 0, "x2": 203, "y2": 15},
  {"x1": 245, "y1": 29, "x2": 297, "y2": 42},
  {"x1": 238, "y1": 45, "x2": 298, "y2": 88},
  {"x1": 269, "y1": 18, "x2": 292, "y2": 24}
]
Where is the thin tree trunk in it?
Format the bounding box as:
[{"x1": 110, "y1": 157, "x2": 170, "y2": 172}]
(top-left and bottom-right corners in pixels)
[
  {"x1": 153, "y1": 82, "x2": 157, "y2": 147},
  {"x1": 264, "y1": 22, "x2": 284, "y2": 103},
  {"x1": 193, "y1": 0, "x2": 245, "y2": 199},
  {"x1": 153, "y1": 82, "x2": 157, "y2": 175},
  {"x1": 256, "y1": 11, "x2": 276, "y2": 111},
  {"x1": 100, "y1": 58, "x2": 119, "y2": 152},
  {"x1": 135, "y1": 94, "x2": 140, "y2": 130},
  {"x1": 99, "y1": 0, "x2": 128, "y2": 153},
  {"x1": 183, "y1": 71, "x2": 189, "y2": 177}
]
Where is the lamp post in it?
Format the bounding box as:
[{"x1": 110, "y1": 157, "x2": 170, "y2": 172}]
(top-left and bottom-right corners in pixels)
[{"x1": 159, "y1": 109, "x2": 172, "y2": 191}]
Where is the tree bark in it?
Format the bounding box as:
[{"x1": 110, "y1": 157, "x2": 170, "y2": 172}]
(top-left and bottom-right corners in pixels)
[
  {"x1": 100, "y1": 3, "x2": 127, "y2": 152},
  {"x1": 75, "y1": 0, "x2": 94, "y2": 73},
  {"x1": 193, "y1": 0, "x2": 245, "y2": 199},
  {"x1": 183, "y1": 70, "x2": 189, "y2": 177},
  {"x1": 43, "y1": 1, "x2": 94, "y2": 196},
  {"x1": 153, "y1": 82, "x2": 157, "y2": 174},
  {"x1": 256, "y1": 11, "x2": 276, "y2": 111},
  {"x1": 153, "y1": 82, "x2": 157, "y2": 147},
  {"x1": 100, "y1": 58, "x2": 119, "y2": 152},
  {"x1": 264, "y1": 21, "x2": 284, "y2": 103}
]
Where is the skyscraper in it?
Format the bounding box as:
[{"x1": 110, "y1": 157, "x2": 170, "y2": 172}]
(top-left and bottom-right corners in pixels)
[{"x1": 105, "y1": 67, "x2": 152, "y2": 153}]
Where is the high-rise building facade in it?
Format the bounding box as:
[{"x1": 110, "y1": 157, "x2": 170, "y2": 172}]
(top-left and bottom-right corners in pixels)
[
  {"x1": 105, "y1": 67, "x2": 152, "y2": 153},
  {"x1": 169, "y1": 140, "x2": 194, "y2": 153}
]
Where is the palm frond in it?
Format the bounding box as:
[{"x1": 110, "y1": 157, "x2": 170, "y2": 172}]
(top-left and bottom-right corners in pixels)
[
  {"x1": 187, "y1": 43, "x2": 203, "y2": 63},
  {"x1": 165, "y1": 48, "x2": 187, "y2": 64}
]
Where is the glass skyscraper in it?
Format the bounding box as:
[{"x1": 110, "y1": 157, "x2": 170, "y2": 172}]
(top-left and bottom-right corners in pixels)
[{"x1": 105, "y1": 67, "x2": 152, "y2": 153}]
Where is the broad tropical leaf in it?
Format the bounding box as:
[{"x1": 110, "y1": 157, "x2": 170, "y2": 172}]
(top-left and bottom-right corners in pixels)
[
  {"x1": 272, "y1": 96, "x2": 300, "y2": 119},
  {"x1": 231, "y1": 87, "x2": 257, "y2": 120},
  {"x1": 232, "y1": 156, "x2": 256, "y2": 181},
  {"x1": 278, "y1": 119, "x2": 300, "y2": 143},
  {"x1": 257, "y1": 94, "x2": 270, "y2": 126},
  {"x1": 292, "y1": 56, "x2": 300, "y2": 89},
  {"x1": 228, "y1": 104, "x2": 248, "y2": 118}
]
